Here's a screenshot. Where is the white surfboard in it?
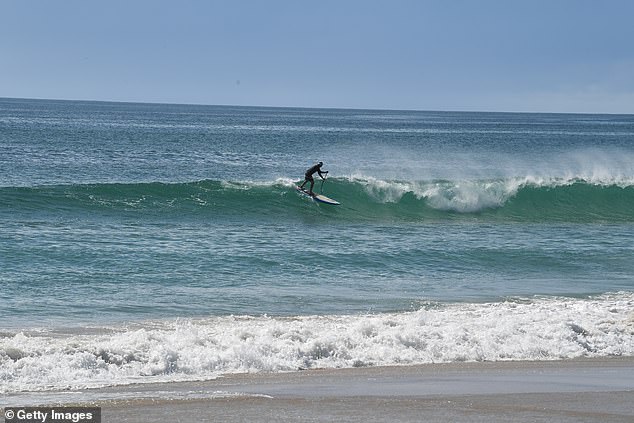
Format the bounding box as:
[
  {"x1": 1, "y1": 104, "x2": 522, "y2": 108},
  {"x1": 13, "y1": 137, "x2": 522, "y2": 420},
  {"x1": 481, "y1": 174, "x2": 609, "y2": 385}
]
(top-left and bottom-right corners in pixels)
[{"x1": 296, "y1": 186, "x2": 341, "y2": 205}]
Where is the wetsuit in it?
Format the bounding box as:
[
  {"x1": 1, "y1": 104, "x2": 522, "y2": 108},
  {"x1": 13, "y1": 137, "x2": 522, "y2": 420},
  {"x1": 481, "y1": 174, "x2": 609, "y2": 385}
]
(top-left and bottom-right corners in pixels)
[
  {"x1": 305, "y1": 163, "x2": 324, "y2": 182},
  {"x1": 299, "y1": 163, "x2": 327, "y2": 194}
]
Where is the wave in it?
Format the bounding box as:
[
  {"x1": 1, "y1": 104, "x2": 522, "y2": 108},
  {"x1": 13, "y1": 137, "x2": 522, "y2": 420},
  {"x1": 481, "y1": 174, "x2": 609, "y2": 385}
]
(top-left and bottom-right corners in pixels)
[
  {"x1": 1, "y1": 293, "x2": 632, "y2": 393},
  {"x1": 2, "y1": 176, "x2": 634, "y2": 222}
]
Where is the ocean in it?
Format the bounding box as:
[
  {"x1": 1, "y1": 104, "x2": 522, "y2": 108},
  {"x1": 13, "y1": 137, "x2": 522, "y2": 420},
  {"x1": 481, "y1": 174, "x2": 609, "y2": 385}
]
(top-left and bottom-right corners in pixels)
[{"x1": 1, "y1": 98, "x2": 633, "y2": 395}]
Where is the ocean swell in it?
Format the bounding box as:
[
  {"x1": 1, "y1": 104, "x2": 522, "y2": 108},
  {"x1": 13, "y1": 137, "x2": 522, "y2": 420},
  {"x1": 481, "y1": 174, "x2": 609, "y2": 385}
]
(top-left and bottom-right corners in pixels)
[{"x1": 2, "y1": 176, "x2": 634, "y2": 223}]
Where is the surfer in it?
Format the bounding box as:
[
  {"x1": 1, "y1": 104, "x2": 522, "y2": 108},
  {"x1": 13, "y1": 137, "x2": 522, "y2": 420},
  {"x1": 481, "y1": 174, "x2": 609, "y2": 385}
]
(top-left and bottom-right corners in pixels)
[{"x1": 298, "y1": 161, "x2": 328, "y2": 196}]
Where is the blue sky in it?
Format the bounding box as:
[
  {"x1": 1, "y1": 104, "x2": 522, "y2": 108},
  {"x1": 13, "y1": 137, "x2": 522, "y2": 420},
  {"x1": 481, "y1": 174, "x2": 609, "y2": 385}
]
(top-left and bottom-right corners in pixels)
[{"x1": 1, "y1": 0, "x2": 633, "y2": 113}]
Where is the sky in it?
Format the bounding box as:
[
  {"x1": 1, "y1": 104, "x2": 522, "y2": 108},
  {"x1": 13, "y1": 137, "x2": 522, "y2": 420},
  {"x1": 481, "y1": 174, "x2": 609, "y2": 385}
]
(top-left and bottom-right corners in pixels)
[{"x1": 1, "y1": 0, "x2": 634, "y2": 113}]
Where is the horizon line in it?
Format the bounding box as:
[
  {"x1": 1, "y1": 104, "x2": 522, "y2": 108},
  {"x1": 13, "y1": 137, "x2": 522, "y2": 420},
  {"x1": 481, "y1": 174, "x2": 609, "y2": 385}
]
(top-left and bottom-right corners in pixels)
[{"x1": 1, "y1": 96, "x2": 632, "y2": 117}]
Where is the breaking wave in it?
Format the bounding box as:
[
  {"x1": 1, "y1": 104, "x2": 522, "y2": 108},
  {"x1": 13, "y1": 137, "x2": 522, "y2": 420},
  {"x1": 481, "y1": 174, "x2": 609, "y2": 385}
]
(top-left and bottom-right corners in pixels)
[
  {"x1": 1, "y1": 293, "x2": 632, "y2": 393},
  {"x1": 2, "y1": 176, "x2": 634, "y2": 223}
]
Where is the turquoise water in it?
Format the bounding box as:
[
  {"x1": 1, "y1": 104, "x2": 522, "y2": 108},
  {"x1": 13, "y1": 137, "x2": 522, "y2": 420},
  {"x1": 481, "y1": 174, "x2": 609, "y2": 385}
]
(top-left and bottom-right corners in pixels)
[{"x1": 1, "y1": 98, "x2": 633, "y2": 393}]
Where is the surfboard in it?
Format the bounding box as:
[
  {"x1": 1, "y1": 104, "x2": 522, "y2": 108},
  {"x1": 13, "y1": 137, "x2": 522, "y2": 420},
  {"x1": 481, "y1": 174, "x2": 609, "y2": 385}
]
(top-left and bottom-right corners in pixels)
[{"x1": 296, "y1": 186, "x2": 341, "y2": 205}]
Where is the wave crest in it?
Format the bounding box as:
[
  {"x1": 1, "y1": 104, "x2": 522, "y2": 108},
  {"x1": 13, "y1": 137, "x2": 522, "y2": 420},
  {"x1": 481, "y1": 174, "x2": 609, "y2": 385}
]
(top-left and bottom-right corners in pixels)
[{"x1": 2, "y1": 176, "x2": 633, "y2": 222}]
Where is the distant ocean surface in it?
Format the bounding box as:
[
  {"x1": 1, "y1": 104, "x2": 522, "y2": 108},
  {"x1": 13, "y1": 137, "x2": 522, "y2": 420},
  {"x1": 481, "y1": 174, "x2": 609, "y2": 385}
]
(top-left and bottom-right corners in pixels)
[{"x1": 1, "y1": 98, "x2": 633, "y2": 395}]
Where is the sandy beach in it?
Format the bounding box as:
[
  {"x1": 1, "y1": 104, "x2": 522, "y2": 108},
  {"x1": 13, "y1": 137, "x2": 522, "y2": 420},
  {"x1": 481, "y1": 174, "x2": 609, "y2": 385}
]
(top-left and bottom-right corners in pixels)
[{"x1": 4, "y1": 357, "x2": 632, "y2": 422}]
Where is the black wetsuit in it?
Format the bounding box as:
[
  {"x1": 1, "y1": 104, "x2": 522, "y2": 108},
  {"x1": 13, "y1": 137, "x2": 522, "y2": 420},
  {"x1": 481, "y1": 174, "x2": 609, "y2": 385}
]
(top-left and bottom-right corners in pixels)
[
  {"x1": 304, "y1": 164, "x2": 324, "y2": 183},
  {"x1": 300, "y1": 163, "x2": 327, "y2": 193}
]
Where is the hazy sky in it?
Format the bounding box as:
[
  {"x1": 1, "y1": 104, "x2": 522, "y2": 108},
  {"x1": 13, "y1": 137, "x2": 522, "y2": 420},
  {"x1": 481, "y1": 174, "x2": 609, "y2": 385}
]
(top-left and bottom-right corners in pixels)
[{"x1": 2, "y1": 0, "x2": 633, "y2": 113}]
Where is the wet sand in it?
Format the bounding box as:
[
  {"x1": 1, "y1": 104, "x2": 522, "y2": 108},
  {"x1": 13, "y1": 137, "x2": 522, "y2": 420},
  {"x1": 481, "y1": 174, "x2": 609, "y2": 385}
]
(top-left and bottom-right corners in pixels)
[{"x1": 5, "y1": 357, "x2": 634, "y2": 422}]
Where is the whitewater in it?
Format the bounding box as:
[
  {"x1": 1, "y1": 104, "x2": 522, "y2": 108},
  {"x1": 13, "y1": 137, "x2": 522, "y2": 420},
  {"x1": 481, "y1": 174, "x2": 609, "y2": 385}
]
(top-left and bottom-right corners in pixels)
[{"x1": 2, "y1": 293, "x2": 633, "y2": 394}]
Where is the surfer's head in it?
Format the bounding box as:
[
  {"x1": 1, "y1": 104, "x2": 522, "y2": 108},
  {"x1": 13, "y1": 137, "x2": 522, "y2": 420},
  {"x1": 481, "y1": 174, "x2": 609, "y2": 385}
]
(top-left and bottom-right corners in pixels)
[{"x1": 318, "y1": 161, "x2": 323, "y2": 167}]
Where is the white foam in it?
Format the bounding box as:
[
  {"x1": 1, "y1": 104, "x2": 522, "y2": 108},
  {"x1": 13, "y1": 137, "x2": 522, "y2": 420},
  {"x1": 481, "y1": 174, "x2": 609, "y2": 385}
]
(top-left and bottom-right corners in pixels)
[
  {"x1": 1, "y1": 293, "x2": 633, "y2": 393},
  {"x1": 219, "y1": 178, "x2": 298, "y2": 190},
  {"x1": 348, "y1": 175, "x2": 521, "y2": 212},
  {"x1": 349, "y1": 173, "x2": 634, "y2": 213}
]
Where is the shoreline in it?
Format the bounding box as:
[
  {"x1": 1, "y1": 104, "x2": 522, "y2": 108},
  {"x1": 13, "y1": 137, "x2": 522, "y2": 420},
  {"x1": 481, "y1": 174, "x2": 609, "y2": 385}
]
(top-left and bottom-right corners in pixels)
[{"x1": 4, "y1": 357, "x2": 633, "y2": 422}]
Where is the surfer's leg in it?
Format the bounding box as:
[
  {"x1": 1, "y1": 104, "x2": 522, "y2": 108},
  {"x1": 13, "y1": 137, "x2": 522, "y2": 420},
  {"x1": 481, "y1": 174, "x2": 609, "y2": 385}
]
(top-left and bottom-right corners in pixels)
[{"x1": 302, "y1": 175, "x2": 314, "y2": 194}]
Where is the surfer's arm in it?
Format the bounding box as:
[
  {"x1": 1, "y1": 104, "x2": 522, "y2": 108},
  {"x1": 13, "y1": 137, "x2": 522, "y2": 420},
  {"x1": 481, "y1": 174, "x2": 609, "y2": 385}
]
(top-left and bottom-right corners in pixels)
[{"x1": 317, "y1": 170, "x2": 329, "y2": 179}]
